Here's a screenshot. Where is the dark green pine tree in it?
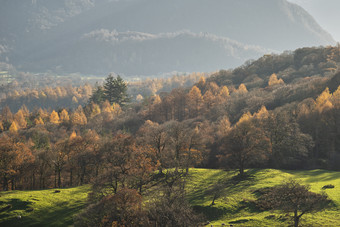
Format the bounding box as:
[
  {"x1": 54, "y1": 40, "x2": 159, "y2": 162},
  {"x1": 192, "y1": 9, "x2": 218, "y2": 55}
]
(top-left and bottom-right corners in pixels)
[
  {"x1": 103, "y1": 74, "x2": 130, "y2": 105},
  {"x1": 89, "y1": 83, "x2": 105, "y2": 104}
]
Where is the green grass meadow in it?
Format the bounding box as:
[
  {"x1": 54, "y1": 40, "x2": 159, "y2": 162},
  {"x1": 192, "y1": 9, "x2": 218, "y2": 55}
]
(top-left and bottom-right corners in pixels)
[
  {"x1": 186, "y1": 169, "x2": 340, "y2": 226},
  {"x1": 0, "y1": 186, "x2": 89, "y2": 227},
  {"x1": 0, "y1": 169, "x2": 339, "y2": 226}
]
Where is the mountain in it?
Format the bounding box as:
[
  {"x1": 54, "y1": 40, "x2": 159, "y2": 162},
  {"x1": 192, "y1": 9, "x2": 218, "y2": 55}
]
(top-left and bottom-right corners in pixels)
[{"x1": 0, "y1": 0, "x2": 335, "y2": 76}]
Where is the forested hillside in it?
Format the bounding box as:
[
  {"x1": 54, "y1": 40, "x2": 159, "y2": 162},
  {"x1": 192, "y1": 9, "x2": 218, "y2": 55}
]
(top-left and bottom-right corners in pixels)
[{"x1": 0, "y1": 45, "x2": 340, "y2": 226}]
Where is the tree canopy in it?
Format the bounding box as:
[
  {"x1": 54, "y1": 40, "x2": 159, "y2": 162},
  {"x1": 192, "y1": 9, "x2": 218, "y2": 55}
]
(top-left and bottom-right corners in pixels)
[{"x1": 103, "y1": 74, "x2": 130, "y2": 106}]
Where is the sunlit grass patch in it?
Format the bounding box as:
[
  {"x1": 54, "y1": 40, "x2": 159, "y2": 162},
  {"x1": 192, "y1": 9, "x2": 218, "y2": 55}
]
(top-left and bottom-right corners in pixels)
[
  {"x1": 186, "y1": 168, "x2": 340, "y2": 226},
  {"x1": 0, "y1": 185, "x2": 90, "y2": 227}
]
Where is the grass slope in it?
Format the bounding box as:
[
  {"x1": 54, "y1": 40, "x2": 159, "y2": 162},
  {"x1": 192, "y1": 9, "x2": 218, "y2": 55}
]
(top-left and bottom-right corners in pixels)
[
  {"x1": 186, "y1": 169, "x2": 340, "y2": 226},
  {"x1": 0, "y1": 169, "x2": 339, "y2": 226},
  {"x1": 0, "y1": 186, "x2": 89, "y2": 227}
]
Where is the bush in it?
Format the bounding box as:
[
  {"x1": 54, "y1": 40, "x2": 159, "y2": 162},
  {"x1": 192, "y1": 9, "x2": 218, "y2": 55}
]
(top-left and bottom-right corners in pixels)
[{"x1": 322, "y1": 184, "x2": 335, "y2": 190}]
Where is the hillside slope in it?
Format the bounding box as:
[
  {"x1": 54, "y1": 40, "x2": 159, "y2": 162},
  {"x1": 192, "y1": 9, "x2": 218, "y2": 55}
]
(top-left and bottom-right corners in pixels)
[{"x1": 0, "y1": 169, "x2": 339, "y2": 226}]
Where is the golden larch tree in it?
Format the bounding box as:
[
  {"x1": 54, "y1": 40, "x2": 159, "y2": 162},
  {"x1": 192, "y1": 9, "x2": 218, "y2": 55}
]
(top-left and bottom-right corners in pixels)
[
  {"x1": 315, "y1": 87, "x2": 333, "y2": 113},
  {"x1": 219, "y1": 86, "x2": 230, "y2": 97},
  {"x1": 60, "y1": 109, "x2": 70, "y2": 122},
  {"x1": 71, "y1": 106, "x2": 87, "y2": 125},
  {"x1": 69, "y1": 130, "x2": 77, "y2": 140},
  {"x1": 38, "y1": 108, "x2": 49, "y2": 121},
  {"x1": 254, "y1": 106, "x2": 269, "y2": 119},
  {"x1": 34, "y1": 117, "x2": 44, "y2": 125},
  {"x1": 238, "y1": 83, "x2": 248, "y2": 94},
  {"x1": 187, "y1": 86, "x2": 203, "y2": 117},
  {"x1": 9, "y1": 121, "x2": 18, "y2": 133},
  {"x1": 331, "y1": 85, "x2": 340, "y2": 108},
  {"x1": 216, "y1": 115, "x2": 231, "y2": 138},
  {"x1": 101, "y1": 100, "x2": 113, "y2": 113},
  {"x1": 268, "y1": 73, "x2": 284, "y2": 86},
  {"x1": 50, "y1": 110, "x2": 60, "y2": 124},
  {"x1": 14, "y1": 109, "x2": 27, "y2": 129},
  {"x1": 86, "y1": 102, "x2": 101, "y2": 119},
  {"x1": 203, "y1": 90, "x2": 215, "y2": 110}
]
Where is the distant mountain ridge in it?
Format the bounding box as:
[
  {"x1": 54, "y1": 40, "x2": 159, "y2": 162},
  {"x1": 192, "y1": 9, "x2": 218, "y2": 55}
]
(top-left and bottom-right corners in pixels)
[{"x1": 0, "y1": 0, "x2": 335, "y2": 76}]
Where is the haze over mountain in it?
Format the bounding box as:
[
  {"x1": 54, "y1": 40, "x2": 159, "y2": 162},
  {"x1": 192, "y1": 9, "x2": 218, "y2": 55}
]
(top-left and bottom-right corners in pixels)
[
  {"x1": 0, "y1": 0, "x2": 335, "y2": 76},
  {"x1": 288, "y1": 0, "x2": 340, "y2": 42}
]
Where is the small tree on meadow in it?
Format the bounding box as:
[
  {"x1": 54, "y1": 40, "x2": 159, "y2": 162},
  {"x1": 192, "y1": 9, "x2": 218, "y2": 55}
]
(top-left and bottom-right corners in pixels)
[{"x1": 256, "y1": 180, "x2": 331, "y2": 227}]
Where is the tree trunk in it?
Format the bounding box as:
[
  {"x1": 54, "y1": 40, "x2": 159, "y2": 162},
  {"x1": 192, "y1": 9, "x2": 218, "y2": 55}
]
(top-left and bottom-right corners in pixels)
[
  {"x1": 239, "y1": 165, "x2": 244, "y2": 176},
  {"x1": 11, "y1": 178, "x2": 15, "y2": 190},
  {"x1": 211, "y1": 194, "x2": 217, "y2": 206},
  {"x1": 186, "y1": 149, "x2": 191, "y2": 174},
  {"x1": 54, "y1": 169, "x2": 57, "y2": 188},
  {"x1": 238, "y1": 154, "x2": 245, "y2": 176},
  {"x1": 39, "y1": 171, "x2": 43, "y2": 189},
  {"x1": 95, "y1": 165, "x2": 99, "y2": 177},
  {"x1": 70, "y1": 169, "x2": 73, "y2": 187},
  {"x1": 294, "y1": 210, "x2": 299, "y2": 227},
  {"x1": 3, "y1": 175, "x2": 8, "y2": 191},
  {"x1": 139, "y1": 181, "x2": 143, "y2": 194},
  {"x1": 80, "y1": 166, "x2": 86, "y2": 186},
  {"x1": 32, "y1": 173, "x2": 35, "y2": 189},
  {"x1": 58, "y1": 168, "x2": 61, "y2": 188}
]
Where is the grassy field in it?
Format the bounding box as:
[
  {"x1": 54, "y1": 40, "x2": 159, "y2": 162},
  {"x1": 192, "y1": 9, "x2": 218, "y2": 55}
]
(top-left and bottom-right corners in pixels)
[
  {"x1": 0, "y1": 169, "x2": 339, "y2": 226},
  {"x1": 0, "y1": 186, "x2": 89, "y2": 227},
  {"x1": 186, "y1": 169, "x2": 340, "y2": 226}
]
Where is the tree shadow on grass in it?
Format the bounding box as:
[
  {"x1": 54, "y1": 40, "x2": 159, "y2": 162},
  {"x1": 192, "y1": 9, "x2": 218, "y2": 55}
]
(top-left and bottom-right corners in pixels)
[
  {"x1": 282, "y1": 169, "x2": 340, "y2": 183},
  {"x1": 36, "y1": 203, "x2": 86, "y2": 226},
  {"x1": 193, "y1": 200, "x2": 261, "y2": 223},
  {"x1": 229, "y1": 218, "x2": 254, "y2": 224},
  {"x1": 225, "y1": 169, "x2": 261, "y2": 192},
  {"x1": 193, "y1": 205, "x2": 228, "y2": 221},
  {"x1": 0, "y1": 199, "x2": 34, "y2": 227},
  {"x1": 237, "y1": 198, "x2": 261, "y2": 213},
  {"x1": 0, "y1": 199, "x2": 32, "y2": 212},
  {"x1": 188, "y1": 169, "x2": 263, "y2": 208}
]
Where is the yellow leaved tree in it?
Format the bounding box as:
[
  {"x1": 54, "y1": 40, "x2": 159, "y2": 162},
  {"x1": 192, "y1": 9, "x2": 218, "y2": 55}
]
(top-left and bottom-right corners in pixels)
[
  {"x1": 268, "y1": 73, "x2": 284, "y2": 86},
  {"x1": 50, "y1": 110, "x2": 60, "y2": 124}
]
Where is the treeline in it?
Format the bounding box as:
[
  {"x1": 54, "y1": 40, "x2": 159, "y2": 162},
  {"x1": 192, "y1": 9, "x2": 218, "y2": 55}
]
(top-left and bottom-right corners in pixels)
[
  {"x1": 210, "y1": 45, "x2": 340, "y2": 89},
  {"x1": 0, "y1": 84, "x2": 92, "y2": 113},
  {"x1": 1, "y1": 73, "x2": 339, "y2": 191},
  {"x1": 0, "y1": 70, "x2": 208, "y2": 112},
  {"x1": 0, "y1": 45, "x2": 340, "y2": 191},
  {"x1": 128, "y1": 72, "x2": 209, "y2": 101}
]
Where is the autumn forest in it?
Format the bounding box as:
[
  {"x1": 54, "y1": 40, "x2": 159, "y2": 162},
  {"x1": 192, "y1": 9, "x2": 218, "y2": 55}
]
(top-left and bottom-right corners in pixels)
[{"x1": 1, "y1": 45, "x2": 340, "y2": 226}]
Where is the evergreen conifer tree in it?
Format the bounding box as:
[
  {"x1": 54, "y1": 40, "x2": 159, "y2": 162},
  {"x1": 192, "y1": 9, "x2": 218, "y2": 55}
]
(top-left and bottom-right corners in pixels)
[{"x1": 103, "y1": 74, "x2": 130, "y2": 105}]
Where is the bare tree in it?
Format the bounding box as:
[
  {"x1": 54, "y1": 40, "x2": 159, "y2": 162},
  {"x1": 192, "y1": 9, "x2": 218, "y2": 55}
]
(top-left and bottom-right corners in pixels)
[{"x1": 256, "y1": 180, "x2": 331, "y2": 227}]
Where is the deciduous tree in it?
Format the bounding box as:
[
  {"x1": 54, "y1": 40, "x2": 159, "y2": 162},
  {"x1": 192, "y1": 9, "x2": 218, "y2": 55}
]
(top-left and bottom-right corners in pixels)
[
  {"x1": 220, "y1": 115, "x2": 271, "y2": 176},
  {"x1": 256, "y1": 180, "x2": 330, "y2": 227},
  {"x1": 49, "y1": 110, "x2": 60, "y2": 124},
  {"x1": 268, "y1": 73, "x2": 284, "y2": 86}
]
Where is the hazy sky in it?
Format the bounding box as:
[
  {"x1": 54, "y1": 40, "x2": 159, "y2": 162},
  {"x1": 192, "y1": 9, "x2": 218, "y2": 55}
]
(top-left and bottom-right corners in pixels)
[{"x1": 288, "y1": 0, "x2": 340, "y2": 42}]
